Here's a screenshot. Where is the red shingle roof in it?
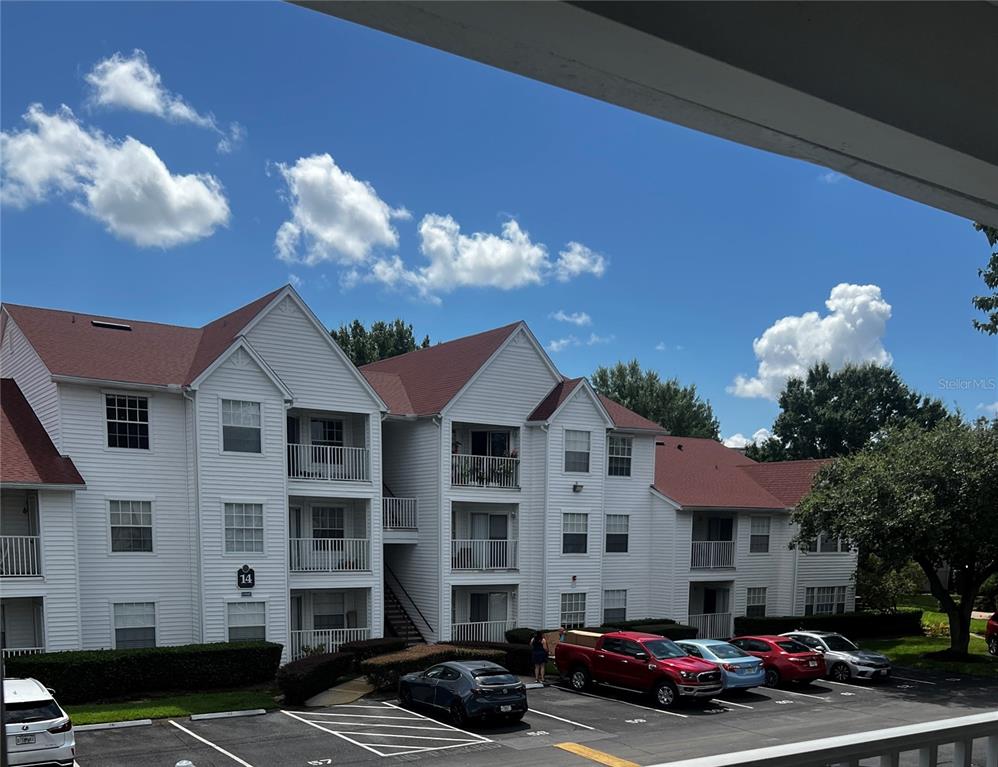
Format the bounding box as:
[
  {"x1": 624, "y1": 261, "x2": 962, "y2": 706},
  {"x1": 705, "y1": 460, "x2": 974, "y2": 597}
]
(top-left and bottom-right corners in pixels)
[
  {"x1": 2, "y1": 288, "x2": 284, "y2": 387},
  {"x1": 598, "y1": 394, "x2": 669, "y2": 433},
  {"x1": 653, "y1": 436, "x2": 823, "y2": 509},
  {"x1": 1, "y1": 378, "x2": 84, "y2": 486},
  {"x1": 527, "y1": 378, "x2": 583, "y2": 421},
  {"x1": 361, "y1": 322, "x2": 522, "y2": 415}
]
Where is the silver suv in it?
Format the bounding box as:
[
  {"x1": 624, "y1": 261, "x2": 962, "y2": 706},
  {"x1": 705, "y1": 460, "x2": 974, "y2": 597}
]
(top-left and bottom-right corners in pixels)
[
  {"x1": 3, "y1": 677, "x2": 76, "y2": 767},
  {"x1": 781, "y1": 631, "x2": 891, "y2": 682}
]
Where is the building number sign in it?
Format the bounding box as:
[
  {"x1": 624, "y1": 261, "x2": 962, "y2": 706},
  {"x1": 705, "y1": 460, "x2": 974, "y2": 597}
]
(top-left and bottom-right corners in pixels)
[{"x1": 237, "y1": 564, "x2": 255, "y2": 589}]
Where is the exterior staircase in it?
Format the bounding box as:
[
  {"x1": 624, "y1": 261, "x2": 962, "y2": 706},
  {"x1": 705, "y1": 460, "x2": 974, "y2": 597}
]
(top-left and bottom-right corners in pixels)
[{"x1": 384, "y1": 586, "x2": 423, "y2": 645}]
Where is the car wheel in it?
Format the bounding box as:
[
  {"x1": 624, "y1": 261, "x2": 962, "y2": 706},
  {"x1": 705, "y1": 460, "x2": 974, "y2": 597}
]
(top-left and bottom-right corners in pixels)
[
  {"x1": 570, "y1": 667, "x2": 592, "y2": 692},
  {"x1": 830, "y1": 663, "x2": 851, "y2": 683},
  {"x1": 653, "y1": 680, "x2": 678, "y2": 709},
  {"x1": 398, "y1": 686, "x2": 413, "y2": 707},
  {"x1": 450, "y1": 701, "x2": 469, "y2": 727},
  {"x1": 988, "y1": 636, "x2": 998, "y2": 657},
  {"x1": 764, "y1": 668, "x2": 780, "y2": 688}
]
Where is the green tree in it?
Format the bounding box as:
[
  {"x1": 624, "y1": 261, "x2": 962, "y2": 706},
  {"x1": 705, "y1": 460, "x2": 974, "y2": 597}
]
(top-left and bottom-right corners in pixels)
[
  {"x1": 745, "y1": 363, "x2": 950, "y2": 461},
  {"x1": 591, "y1": 359, "x2": 719, "y2": 439},
  {"x1": 854, "y1": 554, "x2": 922, "y2": 614},
  {"x1": 972, "y1": 222, "x2": 998, "y2": 335},
  {"x1": 331, "y1": 319, "x2": 430, "y2": 366},
  {"x1": 794, "y1": 419, "x2": 998, "y2": 655}
]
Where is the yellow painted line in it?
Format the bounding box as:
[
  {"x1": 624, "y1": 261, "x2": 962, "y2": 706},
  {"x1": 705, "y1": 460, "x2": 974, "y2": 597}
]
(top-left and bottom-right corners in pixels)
[{"x1": 555, "y1": 742, "x2": 640, "y2": 767}]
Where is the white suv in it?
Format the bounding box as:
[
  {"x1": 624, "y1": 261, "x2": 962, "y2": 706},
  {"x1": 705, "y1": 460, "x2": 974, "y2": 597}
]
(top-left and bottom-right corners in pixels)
[{"x1": 3, "y1": 677, "x2": 76, "y2": 767}]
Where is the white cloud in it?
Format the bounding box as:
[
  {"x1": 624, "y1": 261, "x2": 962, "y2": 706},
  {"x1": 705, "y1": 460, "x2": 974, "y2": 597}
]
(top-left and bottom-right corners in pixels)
[
  {"x1": 555, "y1": 241, "x2": 607, "y2": 281},
  {"x1": 728, "y1": 283, "x2": 892, "y2": 400},
  {"x1": 587, "y1": 332, "x2": 614, "y2": 345},
  {"x1": 817, "y1": 171, "x2": 844, "y2": 184},
  {"x1": 288, "y1": 273, "x2": 303, "y2": 289},
  {"x1": 551, "y1": 309, "x2": 592, "y2": 326},
  {"x1": 1, "y1": 104, "x2": 229, "y2": 247},
  {"x1": 274, "y1": 154, "x2": 406, "y2": 266},
  {"x1": 655, "y1": 342, "x2": 667, "y2": 351},
  {"x1": 723, "y1": 428, "x2": 773, "y2": 449},
  {"x1": 546, "y1": 336, "x2": 579, "y2": 353},
  {"x1": 978, "y1": 401, "x2": 998, "y2": 417}
]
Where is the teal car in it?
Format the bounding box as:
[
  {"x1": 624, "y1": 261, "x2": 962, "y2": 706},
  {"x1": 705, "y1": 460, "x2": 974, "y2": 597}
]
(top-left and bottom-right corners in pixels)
[{"x1": 676, "y1": 639, "x2": 766, "y2": 690}]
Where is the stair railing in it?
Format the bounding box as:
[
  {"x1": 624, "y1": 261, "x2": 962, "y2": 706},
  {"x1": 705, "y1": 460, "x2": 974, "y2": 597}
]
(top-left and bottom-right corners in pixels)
[{"x1": 385, "y1": 564, "x2": 433, "y2": 640}]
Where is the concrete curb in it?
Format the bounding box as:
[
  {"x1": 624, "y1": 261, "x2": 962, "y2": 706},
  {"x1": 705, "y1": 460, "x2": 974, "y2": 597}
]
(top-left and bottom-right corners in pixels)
[
  {"x1": 189, "y1": 708, "x2": 267, "y2": 721},
  {"x1": 75, "y1": 718, "x2": 152, "y2": 732}
]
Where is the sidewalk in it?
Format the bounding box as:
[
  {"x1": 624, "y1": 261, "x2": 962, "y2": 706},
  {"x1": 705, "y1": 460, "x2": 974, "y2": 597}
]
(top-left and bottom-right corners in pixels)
[{"x1": 305, "y1": 676, "x2": 375, "y2": 707}]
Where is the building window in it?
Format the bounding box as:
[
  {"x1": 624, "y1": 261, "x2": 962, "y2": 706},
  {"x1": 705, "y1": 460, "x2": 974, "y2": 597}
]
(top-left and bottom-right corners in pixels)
[
  {"x1": 607, "y1": 435, "x2": 632, "y2": 477},
  {"x1": 228, "y1": 601, "x2": 266, "y2": 642},
  {"x1": 313, "y1": 592, "x2": 346, "y2": 630},
  {"x1": 749, "y1": 517, "x2": 771, "y2": 553},
  {"x1": 562, "y1": 513, "x2": 588, "y2": 554},
  {"x1": 564, "y1": 430, "x2": 590, "y2": 473},
  {"x1": 113, "y1": 602, "x2": 156, "y2": 649},
  {"x1": 603, "y1": 589, "x2": 627, "y2": 624},
  {"x1": 312, "y1": 507, "x2": 345, "y2": 539},
  {"x1": 804, "y1": 586, "x2": 847, "y2": 616},
  {"x1": 605, "y1": 514, "x2": 629, "y2": 553},
  {"x1": 224, "y1": 503, "x2": 264, "y2": 553},
  {"x1": 109, "y1": 500, "x2": 153, "y2": 552},
  {"x1": 746, "y1": 587, "x2": 767, "y2": 617},
  {"x1": 222, "y1": 400, "x2": 261, "y2": 453},
  {"x1": 311, "y1": 418, "x2": 344, "y2": 446},
  {"x1": 106, "y1": 394, "x2": 149, "y2": 449},
  {"x1": 560, "y1": 592, "x2": 587, "y2": 629},
  {"x1": 806, "y1": 533, "x2": 847, "y2": 553}
]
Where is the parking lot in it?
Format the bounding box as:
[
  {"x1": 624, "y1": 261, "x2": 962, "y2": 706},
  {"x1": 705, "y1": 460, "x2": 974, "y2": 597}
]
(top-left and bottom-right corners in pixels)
[{"x1": 76, "y1": 668, "x2": 998, "y2": 767}]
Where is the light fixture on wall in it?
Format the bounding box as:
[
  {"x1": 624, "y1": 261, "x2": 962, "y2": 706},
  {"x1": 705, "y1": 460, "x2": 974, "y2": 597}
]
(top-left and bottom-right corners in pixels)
[{"x1": 572, "y1": 483, "x2": 584, "y2": 493}]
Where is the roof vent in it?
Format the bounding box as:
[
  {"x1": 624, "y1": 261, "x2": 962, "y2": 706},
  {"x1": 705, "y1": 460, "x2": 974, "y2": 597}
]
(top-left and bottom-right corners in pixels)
[{"x1": 91, "y1": 320, "x2": 132, "y2": 331}]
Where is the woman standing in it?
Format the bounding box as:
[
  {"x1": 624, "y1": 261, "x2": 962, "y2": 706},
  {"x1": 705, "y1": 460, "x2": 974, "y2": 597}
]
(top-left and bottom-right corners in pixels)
[{"x1": 530, "y1": 631, "x2": 548, "y2": 684}]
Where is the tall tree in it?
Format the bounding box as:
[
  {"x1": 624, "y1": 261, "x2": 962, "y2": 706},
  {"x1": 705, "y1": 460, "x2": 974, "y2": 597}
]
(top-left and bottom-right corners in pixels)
[
  {"x1": 794, "y1": 419, "x2": 998, "y2": 655},
  {"x1": 745, "y1": 363, "x2": 950, "y2": 461},
  {"x1": 331, "y1": 319, "x2": 430, "y2": 366},
  {"x1": 972, "y1": 222, "x2": 998, "y2": 335},
  {"x1": 591, "y1": 359, "x2": 719, "y2": 439}
]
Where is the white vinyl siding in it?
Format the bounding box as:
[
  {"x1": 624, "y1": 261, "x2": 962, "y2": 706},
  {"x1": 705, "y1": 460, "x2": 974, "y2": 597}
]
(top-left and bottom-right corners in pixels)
[
  {"x1": 109, "y1": 500, "x2": 153, "y2": 553},
  {"x1": 605, "y1": 514, "x2": 629, "y2": 553},
  {"x1": 562, "y1": 513, "x2": 588, "y2": 554},
  {"x1": 0, "y1": 318, "x2": 61, "y2": 449},
  {"x1": 749, "y1": 516, "x2": 770, "y2": 553},
  {"x1": 564, "y1": 429, "x2": 590, "y2": 472},
  {"x1": 113, "y1": 602, "x2": 156, "y2": 649},
  {"x1": 224, "y1": 503, "x2": 264, "y2": 553},
  {"x1": 221, "y1": 399, "x2": 262, "y2": 453},
  {"x1": 603, "y1": 589, "x2": 627, "y2": 624},
  {"x1": 607, "y1": 435, "x2": 632, "y2": 477},
  {"x1": 805, "y1": 585, "x2": 847, "y2": 615},
  {"x1": 746, "y1": 587, "x2": 767, "y2": 617},
  {"x1": 227, "y1": 601, "x2": 266, "y2": 642},
  {"x1": 560, "y1": 592, "x2": 586, "y2": 629}
]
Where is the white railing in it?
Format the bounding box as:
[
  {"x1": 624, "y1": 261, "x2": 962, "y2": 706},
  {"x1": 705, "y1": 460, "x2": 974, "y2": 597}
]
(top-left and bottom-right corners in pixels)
[
  {"x1": 451, "y1": 620, "x2": 516, "y2": 643},
  {"x1": 289, "y1": 538, "x2": 370, "y2": 572},
  {"x1": 451, "y1": 539, "x2": 518, "y2": 570},
  {"x1": 451, "y1": 454, "x2": 519, "y2": 489},
  {"x1": 289, "y1": 628, "x2": 370, "y2": 660},
  {"x1": 287, "y1": 444, "x2": 370, "y2": 482},
  {"x1": 647, "y1": 711, "x2": 998, "y2": 767},
  {"x1": 2, "y1": 647, "x2": 45, "y2": 658},
  {"x1": 691, "y1": 540, "x2": 735, "y2": 569},
  {"x1": 383, "y1": 497, "x2": 418, "y2": 530},
  {"x1": 0, "y1": 535, "x2": 41, "y2": 577},
  {"x1": 689, "y1": 612, "x2": 732, "y2": 639}
]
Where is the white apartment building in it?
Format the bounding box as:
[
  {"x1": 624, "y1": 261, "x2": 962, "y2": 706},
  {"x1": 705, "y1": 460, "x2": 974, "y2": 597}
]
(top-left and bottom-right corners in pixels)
[{"x1": 0, "y1": 287, "x2": 857, "y2": 659}]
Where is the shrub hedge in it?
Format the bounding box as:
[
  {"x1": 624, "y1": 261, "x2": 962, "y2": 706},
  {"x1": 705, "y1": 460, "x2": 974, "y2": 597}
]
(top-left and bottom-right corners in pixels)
[
  {"x1": 338, "y1": 638, "x2": 408, "y2": 666},
  {"x1": 4, "y1": 642, "x2": 283, "y2": 704},
  {"x1": 276, "y1": 652, "x2": 354, "y2": 705},
  {"x1": 625, "y1": 623, "x2": 699, "y2": 640},
  {"x1": 601, "y1": 617, "x2": 678, "y2": 629},
  {"x1": 360, "y1": 644, "x2": 505, "y2": 690},
  {"x1": 445, "y1": 641, "x2": 533, "y2": 674},
  {"x1": 733, "y1": 611, "x2": 923, "y2": 639}
]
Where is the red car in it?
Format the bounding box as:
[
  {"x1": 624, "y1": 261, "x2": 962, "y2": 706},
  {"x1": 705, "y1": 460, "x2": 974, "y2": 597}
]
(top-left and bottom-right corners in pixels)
[
  {"x1": 987, "y1": 612, "x2": 998, "y2": 656},
  {"x1": 729, "y1": 635, "x2": 825, "y2": 687}
]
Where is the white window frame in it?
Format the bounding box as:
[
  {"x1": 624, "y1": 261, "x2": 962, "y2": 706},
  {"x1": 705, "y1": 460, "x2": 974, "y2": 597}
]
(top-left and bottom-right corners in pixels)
[
  {"x1": 108, "y1": 498, "x2": 155, "y2": 555},
  {"x1": 112, "y1": 601, "x2": 157, "y2": 649},
  {"x1": 560, "y1": 592, "x2": 587, "y2": 629},
  {"x1": 226, "y1": 599, "x2": 267, "y2": 643},
  {"x1": 220, "y1": 398, "x2": 264, "y2": 455},
  {"x1": 749, "y1": 516, "x2": 771, "y2": 554},
  {"x1": 806, "y1": 533, "x2": 849, "y2": 554},
  {"x1": 223, "y1": 500, "x2": 265, "y2": 556},
  {"x1": 804, "y1": 585, "x2": 848, "y2": 616},
  {"x1": 607, "y1": 435, "x2": 633, "y2": 477},
  {"x1": 745, "y1": 587, "x2": 767, "y2": 618},
  {"x1": 564, "y1": 429, "x2": 591, "y2": 473},
  {"x1": 605, "y1": 514, "x2": 629, "y2": 553},
  {"x1": 562, "y1": 512, "x2": 589, "y2": 554},
  {"x1": 603, "y1": 589, "x2": 627, "y2": 624},
  {"x1": 102, "y1": 390, "x2": 152, "y2": 452}
]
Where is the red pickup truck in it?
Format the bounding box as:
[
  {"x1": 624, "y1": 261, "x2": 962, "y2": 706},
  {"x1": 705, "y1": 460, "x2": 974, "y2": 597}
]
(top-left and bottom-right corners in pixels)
[{"x1": 554, "y1": 630, "x2": 723, "y2": 708}]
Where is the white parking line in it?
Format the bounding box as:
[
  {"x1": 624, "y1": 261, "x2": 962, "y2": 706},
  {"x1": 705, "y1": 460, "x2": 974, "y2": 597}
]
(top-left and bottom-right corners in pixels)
[
  {"x1": 167, "y1": 720, "x2": 255, "y2": 767},
  {"x1": 551, "y1": 685, "x2": 688, "y2": 718},
  {"x1": 529, "y1": 707, "x2": 596, "y2": 730},
  {"x1": 824, "y1": 680, "x2": 875, "y2": 691},
  {"x1": 771, "y1": 688, "x2": 830, "y2": 701},
  {"x1": 712, "y1": 698, "x2": 754, "y2": 709},
  {"x1": 287, "y1": 711, "x2": 422, "y2": 720},
  {"x1": 892, "y1": 675, "x2": 936, "y2": 685},
  {"x1": 382, "y1": 701, "x2": 494, "y2": 741},
  {"x1": 280, "y1": 710, "x2": 391, "y2": 756}
]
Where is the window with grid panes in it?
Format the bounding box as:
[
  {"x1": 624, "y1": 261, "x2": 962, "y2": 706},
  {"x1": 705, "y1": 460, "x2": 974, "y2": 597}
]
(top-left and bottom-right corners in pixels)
[
  {"x1": 224, "y1": 503, "x2": 264, "y2": 553},
  {"x1": 749, "y1": 516, "x2": 771, "y2": 553},
  {"x1": 109, "y1": 500, "x2": 153, "y2": 552},
  {"x1": 106, "y1": 394, "x2": 149, "y2": 449},
  {"x1": 560, "y1": 592, "x2": 587, "y2": 629},
  {"x1": 746, "y1": 587, "x2": 767, "y2": 617},
  {"x1": 607, "y1": 435, "x2": 632, "y2": 476},
  {"x1": 562, "y1": 513, "x2": 588, "y2": 553},
  {"x1": 222, "y1": 400, "x2": 261, "y2": 453},
  {"x1": 564, "y1": 430, "x2": 590, "y2": 472},
  {"x1": 603, "y1": 589, "x2": 627, "y2": 624},
  {"x1": 228, "y1": 601, "x2": 266, "y2": 642},
  {"x1": 605, "y1": 514, "x2": 629, "y2": 552},
  {"x1": 804, "y1": 585, "x2": 847, "y2": 615},
  {"x1": 114, "y1": 602, "x2": 156, "y2": 648}
]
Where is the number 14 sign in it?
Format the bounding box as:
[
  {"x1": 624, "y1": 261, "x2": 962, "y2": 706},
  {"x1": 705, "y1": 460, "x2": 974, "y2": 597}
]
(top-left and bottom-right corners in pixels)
[{"x1": 237, "y1": 565, "x2": 255, "y2": 589}]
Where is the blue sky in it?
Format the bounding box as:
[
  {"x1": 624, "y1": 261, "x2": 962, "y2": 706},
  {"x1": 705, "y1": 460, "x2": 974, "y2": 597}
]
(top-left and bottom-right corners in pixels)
[{"x1": 2, "y1": 2, "x2": 995, "y2": 441}]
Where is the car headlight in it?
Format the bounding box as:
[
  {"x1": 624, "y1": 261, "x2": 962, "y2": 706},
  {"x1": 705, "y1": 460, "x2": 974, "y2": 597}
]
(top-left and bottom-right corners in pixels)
[{"x1": 679, "y1": 670, "x2": 698, "y2": 681}]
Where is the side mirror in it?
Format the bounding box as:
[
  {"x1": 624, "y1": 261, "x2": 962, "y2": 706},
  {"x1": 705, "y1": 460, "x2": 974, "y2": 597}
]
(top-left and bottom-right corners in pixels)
[{"x1": 46, "y1": 688, "x2": 56, "y2": 695}]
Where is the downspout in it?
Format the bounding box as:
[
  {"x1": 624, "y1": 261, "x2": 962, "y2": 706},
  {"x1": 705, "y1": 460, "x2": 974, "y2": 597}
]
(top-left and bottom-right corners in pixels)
[
  {"x1": 791, "y1": 510, "x2": 800, "y2": 614},
  {"x1": 540, "y1": 423, "x2": 550, "y2": 628},
  {"x1": 432, "y1": 415, "x2": 443, "y2": 641},
  {"x1": 182, "y1": 386, "x2": 204, "y2": 643}
]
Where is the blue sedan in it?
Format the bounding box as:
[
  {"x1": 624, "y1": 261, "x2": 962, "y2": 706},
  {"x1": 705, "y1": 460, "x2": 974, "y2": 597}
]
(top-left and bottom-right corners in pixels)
[{"x1": 677, "y1": 639, "x2": 766, "y2": 690}]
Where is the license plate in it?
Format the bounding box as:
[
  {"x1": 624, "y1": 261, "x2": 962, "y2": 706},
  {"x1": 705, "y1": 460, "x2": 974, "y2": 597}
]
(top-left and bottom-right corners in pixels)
[
  {"x1": 500, "y1": 705, "x2": 512, "y2": 712},
  {"x1": 15, "y1": 734, "x2": 36, "y2": 745},
  {"x1": 808, "y1": 660, "x2": 817, "y2": 667}
]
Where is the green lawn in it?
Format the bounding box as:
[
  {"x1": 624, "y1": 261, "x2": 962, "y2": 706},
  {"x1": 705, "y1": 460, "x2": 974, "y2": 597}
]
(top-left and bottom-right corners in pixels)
[
  {"x1": 65, "y1": 689, "x2": 277, "y2": 726},
  {"x1": 863, "y1": 635, "x2": 998, "y2": 679},
  {"x1": 898, "y1": 595, "x2": 988, "y2": 635}
]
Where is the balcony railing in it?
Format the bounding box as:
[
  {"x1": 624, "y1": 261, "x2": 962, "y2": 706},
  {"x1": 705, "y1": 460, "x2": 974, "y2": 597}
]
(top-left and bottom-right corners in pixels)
[
  {"x1": 451, "y1": 539, "x2": 518, "y2": 570},
  {"x1": 289, "y1": 628, "x2": 370, "y2": 660},
  {"x1": 287, "y1": 444, "x2": 370, "y2": 482},
  {"x1": 1, "y1": 647, "x2": 45, "y2": 658},
  {"x1": 383, "y1": 497, "x2": 418, "y2": 530},
  {"x1": 289, "y1": 538, "x2": 370, "y2": 573},
  {"x1": 691, "y1": 540, "x2": 735, "y2": 569},
  {"x1": 1, "y1": 536, "x2": 41, "y2": 577},
  {"x1": 451, "y1": 620, "x2": 516, "y2": 643},
  {"x1": 688, "y1": 612, "x2": 732, "y2": 639},
  {"x1": 451, "y1": 454, "x2": 519, "y2": 489}
]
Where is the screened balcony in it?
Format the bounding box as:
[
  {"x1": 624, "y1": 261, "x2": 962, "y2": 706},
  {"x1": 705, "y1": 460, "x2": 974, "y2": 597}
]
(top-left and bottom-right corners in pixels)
[
  {"x1": 450, "y1": 423, "x2": 519, "y2": 489},
  {"x1": 287, "y1": 410, "x2": 370, "y2": 482}
]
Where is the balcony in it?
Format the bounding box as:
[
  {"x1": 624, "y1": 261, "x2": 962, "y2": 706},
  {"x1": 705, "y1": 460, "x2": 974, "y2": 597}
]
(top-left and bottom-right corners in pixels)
[
  {"x1": 688, "y1": 611, "x2": 733, "y2": 639},
  {"x1": 1, "y1": 536, "x2": 41, "y2": 577},
  {"x1": 288, "y1": 444, "x2": 370, "y2": 482},
  {"x1": 691, "y1": 540, "x2": 735, "y2": 569},
  {"x1": 289, "y1": 627, "x2": 370, "y2": 660},
  {"x1": 289, "y1": 538, "x2": 370, "y2": 573},
  {"x1": 451, "y1": 539, "x2": 518, "y2": 570},
  {"x1": 383, "y1": 497, "x2": 417, "y2": 530},
  {"x1": 451, "y1": 619, "x2": 516, "y2": 643},
  {"x1": 451, "y1": 454, "x2": 519, "y2": 489}
]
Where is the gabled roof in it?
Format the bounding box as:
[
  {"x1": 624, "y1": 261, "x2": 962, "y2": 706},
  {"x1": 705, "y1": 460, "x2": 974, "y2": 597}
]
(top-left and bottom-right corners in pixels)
[
  {"x1": 1, "y1": 378, "x2": 84, "y2": 487},
  {"x1": 598, "y1": 394, "x2": 669, "y2": 434},
  {"x1": 527, "y1": 378, "x2": 584, "y2": 421},
  {"x1": 653, "y1": 436, "x2": 825, "y2": 510},
  {"x1": 2, "y1": 288, "x2": 284, "y2": 388},
  {"x1": 360, "y1": 322, "x2": 522, "y2": 416}
]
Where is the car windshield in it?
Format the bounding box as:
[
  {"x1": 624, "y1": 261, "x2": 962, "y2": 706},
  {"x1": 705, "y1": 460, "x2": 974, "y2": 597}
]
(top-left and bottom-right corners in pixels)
[
  {"x1": 823, "y1": 635, "x2": 859, "y2": 652},
  {"x1": 708, "y1": 643, "x2": 750, "y2": 659},
  {"x1": 776, "y1": 640, "x2": 811, "y2": 653},
  {"x1": 473, "y1": 670, "x2": 518, "y2": 685},
  {"x1": 3, "y1": 699, "x2": 62, "y2": 724},
  {"x1": 644, "y1": 638, "x2": 686, "y2": 659}
]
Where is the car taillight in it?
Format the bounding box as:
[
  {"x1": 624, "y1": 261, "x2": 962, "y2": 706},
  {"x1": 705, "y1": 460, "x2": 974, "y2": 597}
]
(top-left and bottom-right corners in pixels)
[
  {"x1": 48, "y1": 718, "x2": 72, "y2": 734},
  {"x1": 722, "y1": 663, "x2": 737, "y2": 671}
]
